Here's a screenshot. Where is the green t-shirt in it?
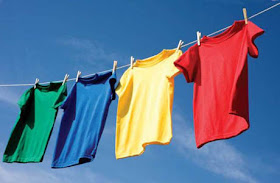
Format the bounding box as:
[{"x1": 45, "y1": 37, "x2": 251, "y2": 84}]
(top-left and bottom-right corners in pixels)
[{"x1": 3, "y1": 82, "x2": 67, "y2": 163}]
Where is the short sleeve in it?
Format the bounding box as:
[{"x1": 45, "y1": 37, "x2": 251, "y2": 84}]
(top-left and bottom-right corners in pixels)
[
  {"x1": 174, "y1": 45, "x2": 200, "y2": 83},
  {"x1": 247, "y1": 21, "x2": 264, "y2": 58},
  {"x1": 17, "y1": 88, "x2": 33, "y2": 109},
  {"x1": 115, "y1": 70, "x2": 129, "y2": 97},
  {"x1": 60, "y1": 84, "x2": 76, "y2": 110},
  {"x1": 53, "y1": 83, "x2": 68, "y2": 109},
  {"x1": 109, "y1": 72, "x2": 117, "y2": 100},
  {"x1": 166, "y1": 49, "x2": 183, "y2": 78}
]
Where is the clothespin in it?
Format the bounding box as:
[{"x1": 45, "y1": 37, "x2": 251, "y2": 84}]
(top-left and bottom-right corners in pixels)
[
  {"x1": 130, "y1": 56, "x2": 135, "y2": 69},
  {"x1": 176, "y1": 40, "x2": 184, "y2": 50},
  {"x1": 243, "y1": 8, "x2": 248, "y2": 24},
  {"x1": 62, "y1": 74, "x2": 69, "y2": 85},
  {"x1": 76, "y1": 71, "x2": 81, "y2": 82},
  {"x1": 197, "y1": 31, "x2": 202, "y2": 46},
  {"x1": 112, "y1": 60, "x2": 117, "y2": 73},
  {"x1": 34, "y1": 78, "x2": 39, "y2": 89}
]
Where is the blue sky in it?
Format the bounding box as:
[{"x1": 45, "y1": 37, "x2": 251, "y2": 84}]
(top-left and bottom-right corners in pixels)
[{"x1": 0, "y1": 0, "x2": 279, "y2": 183}]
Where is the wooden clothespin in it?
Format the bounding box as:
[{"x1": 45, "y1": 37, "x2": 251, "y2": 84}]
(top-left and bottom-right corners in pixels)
[
  {"x1": 176, "y1": 40, "x2": 184, "y2": 50},
  {"x1": 76, "y1": 71, "x2": 81, "y2": 82},
  {"x1": 62, "y1": 74, "x2": 69, "y2": 85},
  {"x1": 243, "y1": 8, "x2": 248, "y2": 24},
  {"x1": 34, "y1": 78, "x2": 39, "y2": 89},
  {"x1": 197, "y1": 31, "x2": 202, "y2": 46},
  {"x1": 130, "y1": 56, "x2": 135, "y2": 69},
  {"x1": 112, "y1": 60, "x2": 117, "y2": 73}
]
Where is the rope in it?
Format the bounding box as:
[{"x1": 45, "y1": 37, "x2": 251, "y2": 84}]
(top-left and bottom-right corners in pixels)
[
  {"x1": 0, "y1": 2, "x2": 279, "y2": 87},
  {"x1": 181, "y1": 2, "x2": 280, "y2": 48}
]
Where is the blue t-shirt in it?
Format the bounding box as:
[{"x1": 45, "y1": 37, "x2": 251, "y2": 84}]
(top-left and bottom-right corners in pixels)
[{"x1": 52, "y1": 71, "x2": 117, "y2": 168}]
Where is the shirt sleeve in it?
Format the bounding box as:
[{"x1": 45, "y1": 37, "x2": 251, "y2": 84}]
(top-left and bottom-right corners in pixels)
[
  {"x1": 109, "y1": 71, "x2": 117, "y2": 100},
  {"x1": 115, "y1": 69, "x2": 129, "y2": 97},
  {"x1": 247, "y1": 21, "x2": 264, "y2": 58},
  {"x1": 17, "y1": 88, "x2": 33, "y2": 109},
  {"x1": 53, "y1": 83, "x2": 68, "y2": 109},
  {"x1": 166, "y1": 49, "x2": 183, "y2": 78},
  {"x1": 174, "y1": 44, "x2": 200, "y2": 83},
  {"x1": 60, "y1": 84, "x2": 76, "y2": 110}
]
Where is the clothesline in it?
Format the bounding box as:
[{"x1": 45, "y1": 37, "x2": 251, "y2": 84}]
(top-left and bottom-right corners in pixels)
[
  {"x1": 0, "y1": 2, "x2": 279, "y2": 87},
  {"x1": 181, "y1": 2, "x2": 280, "y2": 48}
]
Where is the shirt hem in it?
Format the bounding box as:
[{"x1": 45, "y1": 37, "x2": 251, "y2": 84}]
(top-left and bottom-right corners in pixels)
[
  {"x1": 116, "y1": 137, "x2": 172, "y2": 159},
  {"x1": 196, "y1": 125, "x2": 249, "y2": 148},
  {"x1": 3, "y1": 156, "x2": 43, "y2": 163},
  {"x1": 51, "y1": 154, "x2": 95, "y2": 168}
]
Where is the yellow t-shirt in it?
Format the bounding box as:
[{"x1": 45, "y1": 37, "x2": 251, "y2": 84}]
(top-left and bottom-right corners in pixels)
[{"x1": 115, "y1": 49, "x2": 182, "y2": 159}]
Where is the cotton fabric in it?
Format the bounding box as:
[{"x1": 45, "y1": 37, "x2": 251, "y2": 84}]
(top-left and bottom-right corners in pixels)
[
  {"x1": 174, "y1": 20, "x2": 264, "y2": 148},
  {"x1": 115, "y1": 49, "x2": 182, "y2": 159},
  {"x1": 3, "y1": 82, "x2": 67, "y2": 163},
  {"x1": 52, "y1": 71, "x2": 116, "y2": 168}
]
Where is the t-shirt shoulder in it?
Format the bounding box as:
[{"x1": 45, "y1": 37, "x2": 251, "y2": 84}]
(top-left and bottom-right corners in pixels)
[
  {"x1": 53, "y1": 83, "x2": 68, "y2": 109},
  {"x1": 247, "y1": 21, "x2": 265, "y2": 58},
  {"x1": 174, "y1": 44, "x2": 200, "y2": 83},
  {"x1": 116, "y1": 49, "x2": 182, "y2": 96},
  {"x1": 115, "y1": 68, "x2": 131, "y2": 97},
  {"x1": 97, "y1": 71, "x2": 114, "y2": 83},
  {"x1": 109, "y1": 72, "x2": 117, "y2": 100},
  {"x1": 165, "y1": 49, "x2": 183, "y2": 78},
  {"x1": 17, "y1": 88, "x2": 33, "y2": 109}
]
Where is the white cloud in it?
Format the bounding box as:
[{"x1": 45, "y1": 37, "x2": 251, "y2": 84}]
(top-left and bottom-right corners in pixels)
[
  {"x1": 172, "y1": 112, "x2": 258, "y2": 183},
  {"x1": 0, "y1": 88, "x2": 22, "y2": 107},
  {"x1": 0, "y1": 165, "x2": 59, "y2": 183},
  {"x1": 58, "y1": 38, "x2": 126, "y2": 72},
  {"x1": 0, "y1": 164, "x2": 118, "y2": 183}
]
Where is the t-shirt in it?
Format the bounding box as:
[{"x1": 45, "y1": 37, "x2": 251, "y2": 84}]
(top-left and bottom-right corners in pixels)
[
  {"x1": 115, "y1": 49, "x2": 182, "y2": 159},
  {"x1": 52, "y1": 71, "x2": 116, "y2": 168},
  {"x1": 3, "y1": 82, "x2": 67, "y2": 163},
  {"x1": 174, "y1": 20, "x2": 264, "y2": 148}
]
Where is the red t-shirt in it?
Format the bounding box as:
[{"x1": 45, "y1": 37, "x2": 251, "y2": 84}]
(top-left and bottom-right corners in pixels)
[{"x1": 174, "y1": 20, "x2": 264, "y2": 148}]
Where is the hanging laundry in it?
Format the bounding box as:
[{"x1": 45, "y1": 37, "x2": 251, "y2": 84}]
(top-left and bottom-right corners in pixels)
[
  {"x1": 52, "y1": 71, "x2": 116, "y2": 168},
  {"x1": 3, "y1": 82, "x2": 67, "y2": 163},
  {"x1": 174, "y1": 20, "x2": 264, "y2": 148},
  {"x1": 115, "y1": 49, "x2": 182, "y2": 159}
]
